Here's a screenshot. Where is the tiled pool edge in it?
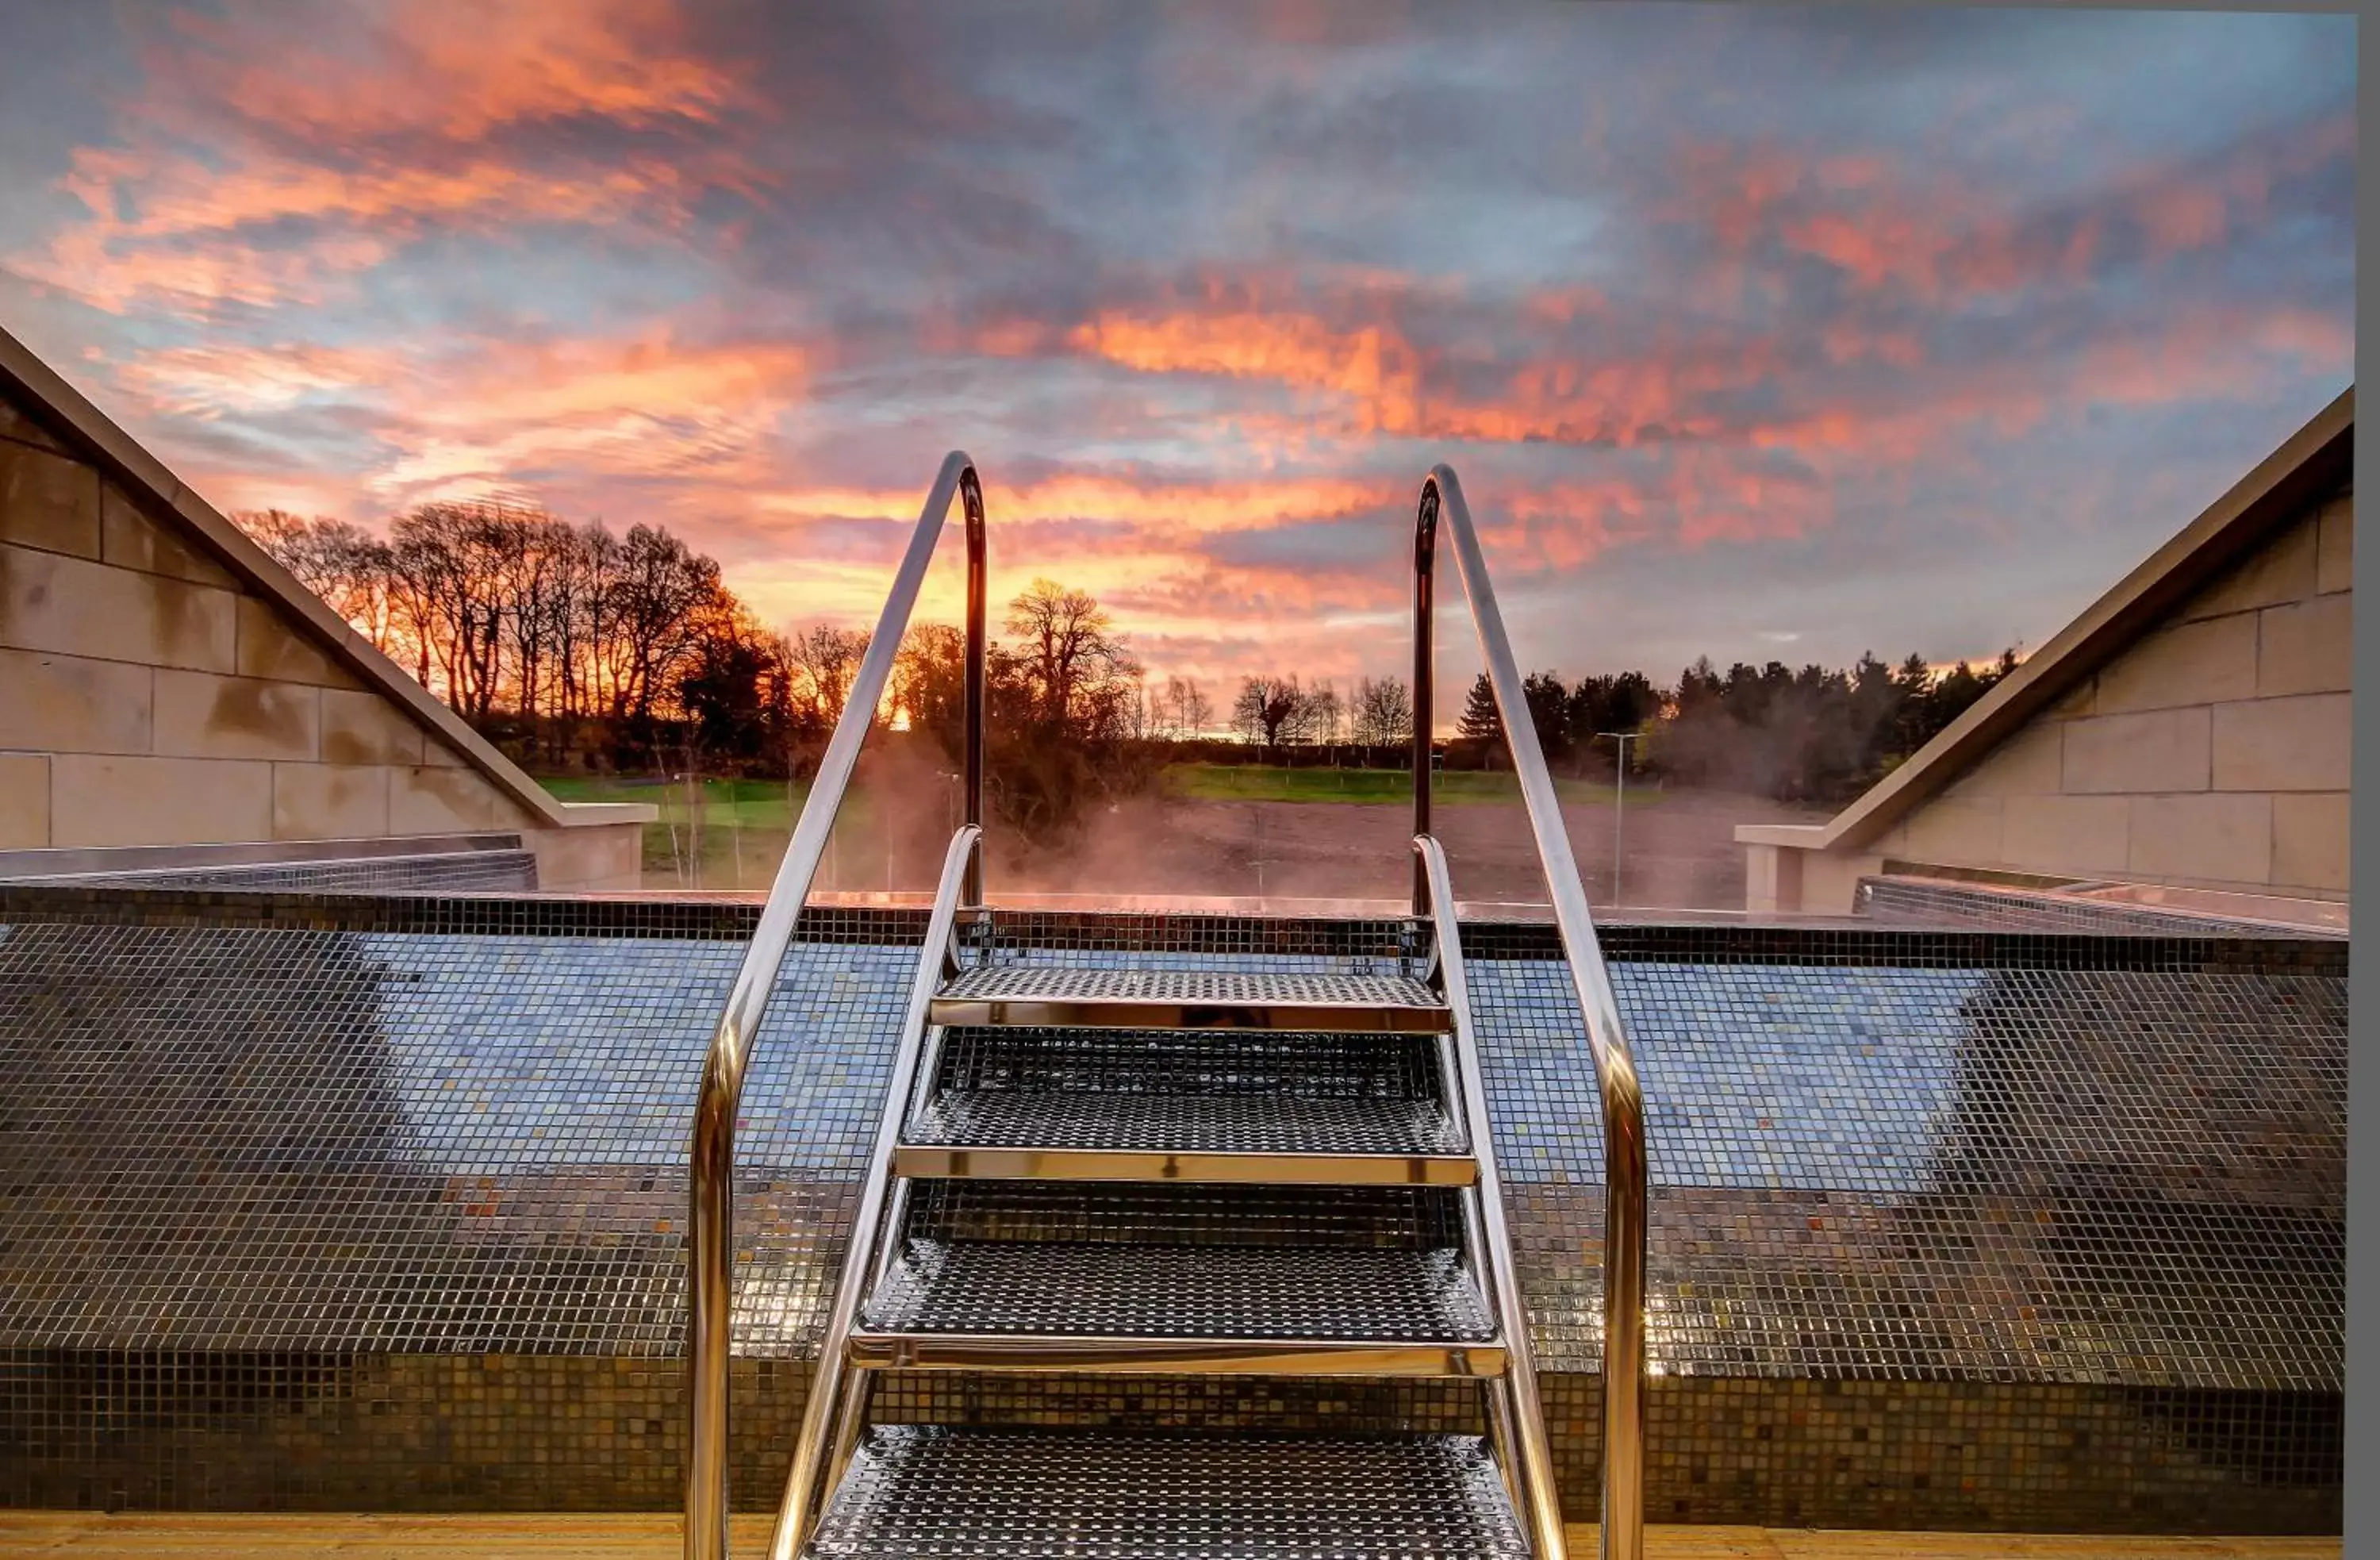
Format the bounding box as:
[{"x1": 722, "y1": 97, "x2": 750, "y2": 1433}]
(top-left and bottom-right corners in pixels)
[
  {"x1": 0, "y1": 882, "x2": 2347, "y2": 974},
  {"x1": 0, "y1": 886, "x2": 2344, "y2": 1531},
  {"x1": 0, "y1": 1353, "x2": 2338, "y2": 1533}
]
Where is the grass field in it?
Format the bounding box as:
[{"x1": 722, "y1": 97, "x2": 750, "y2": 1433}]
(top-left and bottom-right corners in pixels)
[
  {"x1": 1160, "y1": 763, "x2": 1651, "y2": 807},
  {"x1": 540, "y1": 774, "x2": 805, "y2": 825},
  {"x1": 538, "y1": 765, "x2": 1656, "y2": 890},
  {"x1": 539, "y1": 775, "x2": 809, "y2": 888}
]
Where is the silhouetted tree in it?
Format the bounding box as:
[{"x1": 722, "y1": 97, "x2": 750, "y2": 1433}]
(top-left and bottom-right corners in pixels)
[
  {"x1": 889, "y1": 582, "x2": 1151, "y2": 840},
  {"x1": 1233, "y1": 675, "x2": 1307, "y2": 754},
  {"x1": 1301, "y1": 682, "x2": 1344, "y2": 746},
  {"x1": 1516, "y1": 671, "x2": 1566, "y2": 763},
  {"x1": 677, "y1": 615, "x2": 775, "y2": 767},
  {"x1": 236, "y1": 505, "x2": 2025, "y2": 807},
  {"x1": 1453, "y1": 672, "x2": 1504, "y2": 767},
  {"x1": 1351, "y1": 676, "x2": 1414, "y2": 747},
  {"x1": 1007, "y1": 578, "x2": 1141, "y2": 732},
  {"x1": 1153, "y1": 676, "x2": 1214, "y2": 740}
]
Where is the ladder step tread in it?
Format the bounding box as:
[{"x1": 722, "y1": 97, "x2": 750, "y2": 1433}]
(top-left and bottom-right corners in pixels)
[
  {"x1": 845, "y1": 1331, "x2": 1504, "y2": 1376},
  {"x1": 911, "y1": 1090, "x2": 1462, "y2": 1157},
  {"x1": 904, "y1": 1027, "x2": 1469, "y2": 1179},
  {"x1": 862, "y1": 1239, "x2": 1495, "y2": 1343},
  {"x1": 896, "y1": 1143, "x2": 1476, "y2": 1187},
  {"x1": 931, "y1": 966, "x2": 1449, "y2": 1032},
  {"x1": 806, "y1": 1426, "x2": 1532, "y2": 1560}
]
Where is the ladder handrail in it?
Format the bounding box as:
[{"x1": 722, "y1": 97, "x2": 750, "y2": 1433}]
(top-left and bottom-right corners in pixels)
[
  {"x1": 1412, "y1": 463, "x2": 1649, "y2": 1560},
  {"x1": 684, "y1": 452, "x2": 986, "y2": 1560},
  {"x1": 771, "y1": 824, "x2": 984, "y2": 1560},
  {"x1": 1415, "y1": 833, "x2": 1566, "y2": 1560}
]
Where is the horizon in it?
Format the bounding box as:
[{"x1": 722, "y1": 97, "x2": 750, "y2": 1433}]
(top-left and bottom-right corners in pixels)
[{"x1": 0, "y1": 1, "x2": 2352, "y2": 697}]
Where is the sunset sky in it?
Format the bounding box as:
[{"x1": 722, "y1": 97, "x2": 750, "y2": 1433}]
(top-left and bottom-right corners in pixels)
[{"x1": 0, "y1": 2, "x2": 2354, "y2": 698}]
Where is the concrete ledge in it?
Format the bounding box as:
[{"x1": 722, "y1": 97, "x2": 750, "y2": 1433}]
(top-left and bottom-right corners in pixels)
[
  {"x1": 553, "y1": 801, "x2": 662, "y2": 826},
  {"x1": 0, "y1": 832, "x2": 528, "y2": 880}
]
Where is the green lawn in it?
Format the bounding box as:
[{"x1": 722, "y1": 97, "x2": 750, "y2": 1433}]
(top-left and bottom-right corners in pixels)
[
  {"x1": 538, "y1": 775, "x2": 810, "y2": 887},
  {"x1": 1159, "y1": 763, "x2": 1649, "y2": 807},
  {"x1": 541, "y1": 774, "x2": 804, "y2": 828},
  {"x1": 539, "y1": 766, "x2": 1650, "y2": 888}
]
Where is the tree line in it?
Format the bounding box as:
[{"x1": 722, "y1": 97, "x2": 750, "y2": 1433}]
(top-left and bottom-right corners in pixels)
[
  {"x1": 1224, "y1": 649, "x2": 2017, "y2": 805},
  {"x1": 240, "y1": 504, "x2": 748, "y2": 763},
  {"x1": 240, "y1": 501, "x2": 2017, "y2": 819},
  {"x1": 235, "y1": 505, "x2": 1159, "y2": 836}
]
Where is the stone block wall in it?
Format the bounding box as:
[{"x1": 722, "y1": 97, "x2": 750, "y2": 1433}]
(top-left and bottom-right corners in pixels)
[
  {"x1": 0, "y1": 386, "x2": 640, "y2": 890},
  {"x1": 1788, "y1": 484, "x2": 2352, "y2": 911}
]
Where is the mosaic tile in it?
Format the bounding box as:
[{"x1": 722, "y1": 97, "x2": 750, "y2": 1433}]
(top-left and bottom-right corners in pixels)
[{"x1": 0, "y1": 886, "x2": 2345, "y2": 1527}]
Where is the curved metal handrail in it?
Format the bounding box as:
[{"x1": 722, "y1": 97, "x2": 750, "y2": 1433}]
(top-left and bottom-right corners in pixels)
[
  {"x1": 1413, "y1": 463, "x2": 1648, "y2": 1560},
  {"x1": 771, "y1": 824, "x2": 983, "y2": 1560},
  {"x1": 685, "y1": 452, "x2": 985, "y2": 1560},
  {"x1": 1415, "y1": 834, "x2": 1567, "y2": 1560}
]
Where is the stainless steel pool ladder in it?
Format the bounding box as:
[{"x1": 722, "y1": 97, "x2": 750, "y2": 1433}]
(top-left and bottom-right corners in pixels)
[{"x1": 683, "y1": 459, "x2": 1648, "y2": 1560}]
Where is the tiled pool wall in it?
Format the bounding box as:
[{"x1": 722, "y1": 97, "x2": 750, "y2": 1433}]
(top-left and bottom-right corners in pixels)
[
  {"x1": 6, "y1": 1356, "x2": 2336, "y2": 1532},
  {"x1": 0, "y1": 887, "x2": 2346, "y2": 1531}
]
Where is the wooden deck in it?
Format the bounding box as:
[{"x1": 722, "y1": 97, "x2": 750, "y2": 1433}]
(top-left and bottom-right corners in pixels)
[{"x1": 0, "y1": 1512, "x2": 2343, "y2": 1558}]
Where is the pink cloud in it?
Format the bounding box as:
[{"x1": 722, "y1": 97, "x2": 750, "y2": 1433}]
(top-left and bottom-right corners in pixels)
[
  {"x1": 167, "y1": 0, "x2": 742, "y2": 144},
  {"x1": 10, "y1": 0, "x2": 754, "y2": 317}
]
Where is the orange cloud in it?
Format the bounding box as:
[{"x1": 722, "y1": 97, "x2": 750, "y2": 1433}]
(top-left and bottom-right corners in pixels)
[
  {"x1": 114, "y1": 340, "x2": 405, "y2": 415},
  {"x1": 1069, "y1": 310, "x2": 1426, "y2": 435},
  {"x1": 1445, "y1": 349, "x2": 1753, "y2": 449},
  {"x1": 25, "y1": 144, "x2": 710, "y2": 317},
  {"x1": 2134, "y1": 185, "x2": 2230, "y2": 254},
  {"x1": 370, "y1": 333, "x2": 810, "y2": 499},
  {"x1": 1061, "y1": 288, "x2": 1770, "y2": 452},
  {"x1": 1818, "y1": 321, "x2": 1925, "y2": 369},
  {"x1": 2121, "y1": 108, "x2": 2354, "y2": 263},
  {"x1": 168, "y1": 0, "x2": 743, "y2": 144},
  {"x1": 13, "y1": 0, "x2": 749, "y2": 317},
  {"x1": 115, "y1": 325, "x2": 809, "y2": 506},
  {"x1": 1668, "y1": 142, "x2": 1808, "y2": 255},
  {"x1": 1741, "y1": 108, "x2": 2357, "y2": 302},
  {"x1": 758, "y1": 472, "x2": 1382, "y2": 539},
  {"x1": 26, "y1": 223, "x2": 390, "y2": 316},
  {"x1": 2070, "y1": 304, "x2": 2352, "y2": 406}
]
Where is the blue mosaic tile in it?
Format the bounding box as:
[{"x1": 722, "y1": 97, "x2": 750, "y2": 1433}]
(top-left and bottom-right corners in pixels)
[{"x1": 0, "y1": 890, "x2": 2347, "y2": 1526}]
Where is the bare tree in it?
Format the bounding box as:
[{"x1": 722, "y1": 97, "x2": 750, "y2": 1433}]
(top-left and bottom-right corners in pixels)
[
  {"x1": 787, "y1": 624, "x2": 873, "y2": 728},
  {"x1": 381, "y1": 502, "x2": 524, "y2": 716},
  {"x1": 890, "y1": 623, "x2": 966, "y2": 749},
  {"x1": 1352, "y1": 675, "x2": 1414, "y2": 747},
  {"x1": 235, "y1": 510, "x2": 397, "y2": 653},
  {"x1": 1299, "y1": 681, "x2": 1344, "y2": 746},
  {"x1": 1232, "y1": 674, "x2": 1305, "y2": 753},
  {"x1": 1004, "y1": 578, "x2": 1141, "y2": 732},
  {"x1": 609, "y1": 523, "x2": 725, "y2": 724},
  {"x1": 1150, "y1": 674, "x2": 1212, "y2": 740},
  {"x1": 498, "y1": 513, "x2": 575, "y2": 725}
]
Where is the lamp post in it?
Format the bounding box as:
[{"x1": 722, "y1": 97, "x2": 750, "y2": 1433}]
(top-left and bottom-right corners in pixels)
[
  {"x1": 1597, "y1": 731, "x2": 1637, "y2": 909},
  {"x1": 938, "y1": 770, "x2": 960, "y2": 837}
]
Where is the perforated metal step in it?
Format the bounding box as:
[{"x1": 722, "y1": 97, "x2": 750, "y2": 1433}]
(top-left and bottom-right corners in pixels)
[
  {"x1": 804, "y1": 1426, "x2": 1534, "y2": 1560},
  {"x1": 850, "y1": 1180, "x2": 1497, "y2": 1374},
  {"x1": 930, "y1": 966, "x2": 1449, "y2": 1033},
  {"x1": 892, "y1": 1179, "x2": 1468, "y2": 1247},
  {"x1": 867, "y1": 1237, "x2": 1493, "y2": 1337},
  {"x1": 898, "y1": 1028, "x2": 1472, "y2": 1185}
]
